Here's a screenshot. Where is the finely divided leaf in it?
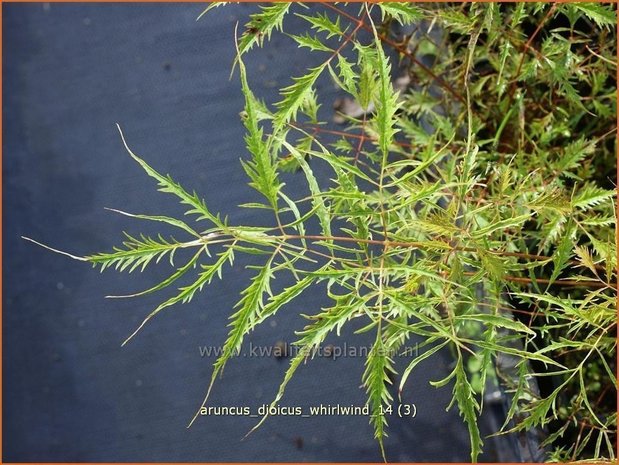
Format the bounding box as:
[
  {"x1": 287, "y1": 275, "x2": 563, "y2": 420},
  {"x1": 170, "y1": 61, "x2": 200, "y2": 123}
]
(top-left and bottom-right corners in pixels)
[
  {"x1": 87, "y1": 233, "x2": 184, "y2": 273},
  {"x1": 117, "y1": 125, "x2": 223, "y2": 227},
  {"x1": 571, "y1": 3, "x2": 616, "y2": 28},
  {"x1": 378, "y1": 3, "x2": 424, "y2": 25},
  {"x1": 121, "y1": 246, "x2": 234, "y2": 346},
  {"x1": 572, "y1": 185, "x2": 615, "y2": 209},
  {"x1": 274, "y1": 64, "x2": 327, "y2": 132},
  {"x1": 237, "y1": 3, "x2": 290, "y2": 57},
  {"x1": 363, "y1": 335, "x2": 395, "y2": 460},
  {"x1": 238, "y1": 46, "x2": 281, "y2": 207},
  {"x1": 452, "y1": 358, "x2": 482, "y2": 462},
  {"x1": 369, "y1": 22, "x2": 400, "y2": 157},
  {"x1": 282, "y1": 140, "x2": 332, "y2": 238},
  {"x1": 296, "y1": 12, "x2": 344, "y2": 39}
]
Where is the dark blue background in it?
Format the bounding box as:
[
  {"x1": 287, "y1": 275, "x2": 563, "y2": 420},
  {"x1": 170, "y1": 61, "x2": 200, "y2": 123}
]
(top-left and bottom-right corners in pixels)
[{"x1": 4, "y1": 3, "x2": 510, "y2": 461}]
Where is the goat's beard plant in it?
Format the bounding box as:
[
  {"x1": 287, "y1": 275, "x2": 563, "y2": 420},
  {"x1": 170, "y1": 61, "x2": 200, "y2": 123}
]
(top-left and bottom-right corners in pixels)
[{"x1": 26, "y1": 3, "x2": 617, "y2": 462}]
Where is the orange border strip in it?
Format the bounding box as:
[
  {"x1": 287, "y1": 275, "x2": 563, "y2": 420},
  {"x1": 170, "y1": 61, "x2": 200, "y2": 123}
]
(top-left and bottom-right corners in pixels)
[{"x1": 0, "y1": 1, "x2": 618, "y2": 465}]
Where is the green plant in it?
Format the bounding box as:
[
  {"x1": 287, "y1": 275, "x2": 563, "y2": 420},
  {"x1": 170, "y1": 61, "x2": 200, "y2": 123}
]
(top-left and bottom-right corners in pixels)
[{"x1": 26, "y1": 2, "x2": 617, "y2": 462}]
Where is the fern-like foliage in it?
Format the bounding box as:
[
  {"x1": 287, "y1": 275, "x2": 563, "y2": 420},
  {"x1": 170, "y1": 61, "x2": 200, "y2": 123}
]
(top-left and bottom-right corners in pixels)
[{"x1": 27, "y1": 3, "x2": 617, "y2": 463}]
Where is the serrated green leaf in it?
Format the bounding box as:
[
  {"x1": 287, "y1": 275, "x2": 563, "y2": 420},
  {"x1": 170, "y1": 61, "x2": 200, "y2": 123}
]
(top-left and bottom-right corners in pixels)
[
  {"x1": 549, "y1": 221, "x2": 575, "y2": 285},
  {"x1": 452, "y1": 357, "x2": 482, "y2": 462},
  {"x1": 378, "y1": 3, "x2": 424, "y2": 25},
  {"x1": 117, "y1": 125, "x2": 223, "y2": 227},
  {"x1": 87, "y1": 233, "x2": 183, "y2": 273},
  {"x1": 572, "y1": 185, "x2": 615, "y2": 209},
  {"x1": 296, "y1": 11, "x2": 344, "y2": 39},
  {"x1": 274, "y1": 64, "x2": 327, "y2": 131},
  {"x1": 106, "y1": 246, "x2": 204, "y2": 299},
  {"x1": 252, "y1": 273, "x2": 316, "y2": 329},
  {"x1": 281, "y1": 139, "x2": 332, "y2": 238},
  {"x1": 121, "y1": 246, "x2": 234, "y2": 346},
  {"x1": 455, "y1": 313, "x2": 535, "y2": 336},
  {"x1": 363, "y1": 334, "x2": 395, "y2": 460},
  {"x1": 570, "y1": 3, "x2": 616, "y2": 28},
  {"x1": 471, "y1": 214, "x2": 530, "y2": 239},
  {"x1": 238, "y1": 47, "x2": 281, "y2": 207},
  {"x1": 104, "y1": 208, "x2": 201, "y2": 239},
  {"x1": 214, "y1": 255, "x2": 274, "y2": 373},
  {"x1": 237, "y1": 3, "x2": 290, "y2": 56},
  {"x1": 288, "y1": 32, "x2": 333, "y2": 53},
  {"x1": 369, "y1": 22, "x2": 400, "y2": 157}
]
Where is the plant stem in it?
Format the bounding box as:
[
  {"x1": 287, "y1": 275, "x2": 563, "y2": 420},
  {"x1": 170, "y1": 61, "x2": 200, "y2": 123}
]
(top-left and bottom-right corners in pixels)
[{"x1": 322, "y1": 2, "x2": 466, "y2": 104}]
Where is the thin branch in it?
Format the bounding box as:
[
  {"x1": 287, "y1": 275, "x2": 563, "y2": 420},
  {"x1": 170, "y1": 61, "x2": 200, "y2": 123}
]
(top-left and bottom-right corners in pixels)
[
  {"x1": 506, "y1": 3, "x2": 558, "y2": 109},
  {"x1": 322, "y1": 2, "x2": 466, "y2": 104}
]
